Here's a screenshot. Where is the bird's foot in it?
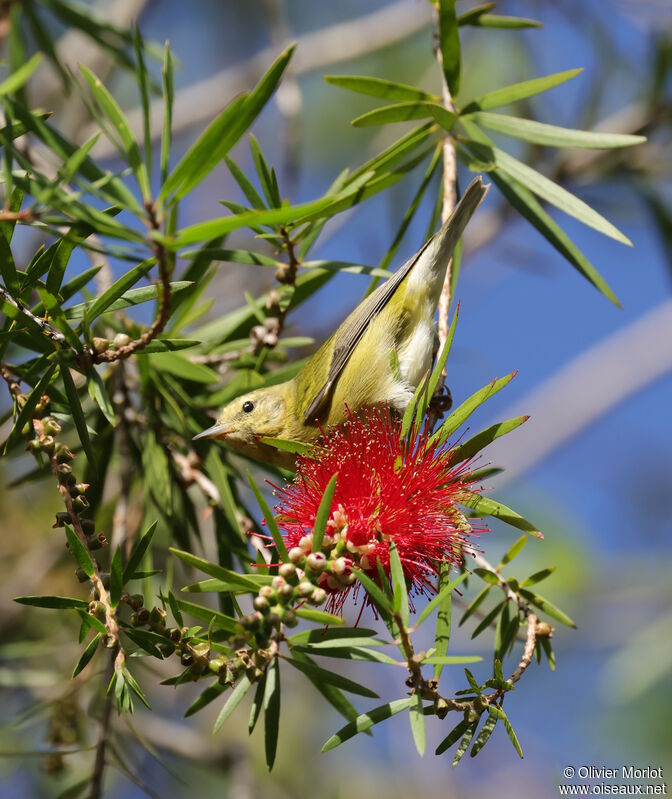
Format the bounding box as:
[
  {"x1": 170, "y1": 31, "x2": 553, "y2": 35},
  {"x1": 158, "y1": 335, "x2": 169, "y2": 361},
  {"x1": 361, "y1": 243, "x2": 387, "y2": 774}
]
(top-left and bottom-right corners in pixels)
[{"x1": 428, "y1": 385, "x2": 453, "y2": 416}]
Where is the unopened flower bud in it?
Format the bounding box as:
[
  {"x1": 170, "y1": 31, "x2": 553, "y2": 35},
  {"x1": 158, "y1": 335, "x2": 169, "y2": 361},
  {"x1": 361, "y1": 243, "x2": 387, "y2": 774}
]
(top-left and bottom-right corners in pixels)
[
  {"x1": 278, "y1": 562, "x2": 296, "y2": 580},
  {"x1": 27, "y1": 438, "x2": 41, "y2": 453},
  {"x1": 310, "y1": 588, "x2": 327, "y2": 606},
  {"x1": 253, "y1": 596, "x2": 269, "y2": 612},
  {"x1": 297, "y1": 581, "x2": 314, "y2": 598},
  {"x1": 277, "y1": 583, "x2": 294, "y2": 603},
  {"x1": 282, "y1": 610, "x2": 298, "y2": 627},
  {"x1": 271, "y1": 575, "x2": 286, "y2": 591},
  {"x1": 298, "y1": 536, "x2": 312, "y2": 553},
  {"x1": 259, "y1": 585, "x2": 274, "y2": 599},
  {"x1": 288, "y1": 547, "x2": 305, "y2": 564},
  {"x1": 92, "y1": 337, "x2": 110, "y2": 355},
  {"x1": 306, "y1": 552, "x2": 327, "y2": 573},
  {"x1": 267, "y1": 611, "x2": 281, "y2": 628},
  {"x1": 331, "y1": 557, "x2": 348, "y2": 576},
  {"x1": 113, "y1": 333, "x2": 132, "y2": 350},
  {"x1": 536, "y1": 622, "x2": 553, "y2": 638}
]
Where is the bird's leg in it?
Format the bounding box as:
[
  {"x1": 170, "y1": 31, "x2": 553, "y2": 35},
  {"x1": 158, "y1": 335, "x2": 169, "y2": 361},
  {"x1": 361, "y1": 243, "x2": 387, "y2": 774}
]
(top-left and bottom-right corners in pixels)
[{"x1": 429, "y1": 328, "x2": 453, "y2": 416}]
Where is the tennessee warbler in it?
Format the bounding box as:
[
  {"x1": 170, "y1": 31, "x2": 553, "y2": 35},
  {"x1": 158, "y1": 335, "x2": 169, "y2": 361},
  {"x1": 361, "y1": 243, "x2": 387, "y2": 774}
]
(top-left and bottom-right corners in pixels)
[{"x1": 194, "y1": 176, "x2": 489, "y2": 468}]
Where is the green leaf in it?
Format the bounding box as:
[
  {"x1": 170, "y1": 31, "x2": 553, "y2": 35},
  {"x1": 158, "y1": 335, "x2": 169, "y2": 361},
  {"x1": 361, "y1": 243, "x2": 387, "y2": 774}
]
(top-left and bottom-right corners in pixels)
[
  {"x1": 293, "y1": 636, "x2": 387, "y2": 651},
  {"x1": 286, "y1": 650, "x2": 362, "y2": 725},
  {"x1": 257, "y1": 436, "x2": 314, "y2": 457},
  {"x1": 170, "y1": 548, "x2": 260, "y2": 592},
  {"x1": 438, "y1": 0, "x2": 460, "y2": 97},
  {"x1": 162, "y1": 45, "x2": 294, "y2": 200},
  {"x1": 322, "y1": 698, "x2": 412, "y2": 751},
  {"x1": 449, "y1": 416, "x2": 529, "y2": 465},
  {"x1": 488, "y1": 705, "x2": 523, "y2": 757},
  {"x1": 351, "y1": 568, "x2": 393, "y2": 620},
  {"x1": 132, "y1": 26, "x2": 152, "y2": 183},
  {"x1": 462, "y1": 68, "x2": 583, "y2": 112},
  {"x1": 248, "y1": 471, "x2": 288, "y2": 561},
  {"x1": 416, "y1": 571, "x2": 468, "y2": 626},
  {"x1": 389, "y1": 541, "x2": 409, "y2": 627},
  {"x1": 2, "y1": 363, "x2": 57, "y2": 453},
  {"x1": 83, "y1": 258, "x2": 155, "y2": 324},
  {"x1": 79, "y1": 65, "x2": 150, "y2": 201},
  {"x1": 110, "y1": 549, "x2": 123, "y2": 608},
  {"x1": 87, "y1": 370, "x2": 115, "y2": 426},
  {"x1": 436, "y1": 718, "x2": 470, "y2": 755},
  {"x1": 459, "y1": 584, "x2": 492, "y2": 626},
  {"x1": 471, "y1": 601, "x2": 505, "y2": 639},
  {"x1": 37, "y1": 289, "x2": 83, "y2": 352},
  {"x1": 293, "y1": 608, "x2": 344, "y2": 626},
  {"x1": 160, "y1": 41, "x2": 174, "y2": 186},
  {"x1": 432, "y1": 561, "x2": 453, "y2": 679},
  {"x1": 0, "y1": 225, "x2": 19, "y2": 296},
  {"x1": 488, "y1": 143, "x2": 632, "y2": 245},
  {"x1": 14, "y1": 595, "x2": 89, "y2": 610},
  {"x1": 185, "y1": 681, "x2": 227, "y2": 718},
  {"x1": 147, "y1": 352, "x2": 219, "y2": 383},
  {"x1": 434, "y1": 372, "x2": 517, "y2": 444},
  {"x1": 312, "y1": 473, "x2": 338, "y2": 553},
  {"x1": 470, "y1": 713, "x2": 497, "y2": 757},
  {"x1": 0, "y1": 53, "x2": 42, "y2": 96},
  {"x1": 248, "y1": 672, "x2": 266, "y2": 733},
  {"x1": 325, "y1": 75, "x2": 435, "y2": 102},
  {"x1": 64, "y1": 524, "x2": 94, "y2": 578},
  {"x1": 225, "y1": 156, "x2": 265, "y2": 209},
  {"x1": 263, "y1": 659, "x2": 281, "y2": 770},
  {"x1": 519, "y1": 589, "x2": 576, "y2": 628},
  {"x1": 489, "y1": 170, "x2": 620, "y2": 304},
  {"x1": 460, "y1": 492, "x2": 543, "y2": 538},
  {"x1": 72, "y1": 633, "x2": 101, "y2": 678},
  {"x1": 351, "y1": 102, "x2": 435, "y2": 127},
  {"x1": 500, "y1": 535, "x2": 528, "y2": 567},
  {"x1": 182, "y1": 574, "x2": 272, "y2": 593},
  {"x1": 176, "y1": 599, "x2": 238, "y2": 634},
  {"x1": 59, "y1": 360, "x2": 96, "y2": 475},
  {"x1": 213, "y1": 676, "x2": 252, "y2": 733},
  {"x1": 409, "y1": 693, "x2": 426, "y2": 756},
  {"x1": 420, "y1": 655, "x2": 483, "y2": 665},
  {"x1": 520, "y1": 566, "x2": 556, "y2": 587},
  {"x1": 469, "y1": 111, "x2": 646, "y2": 149},
  {"x1": 453, "y1": 721, "x2": 478, "y2": 765},
  {"x1": 135, "y1": 338, "x2": 201, "y2": 353},
  {"x1": 460, "y1": 12, "x2": 541, "y2": 29},
  {"x1": 284, "y1": 656, "x2": 378, "y2": 698}
]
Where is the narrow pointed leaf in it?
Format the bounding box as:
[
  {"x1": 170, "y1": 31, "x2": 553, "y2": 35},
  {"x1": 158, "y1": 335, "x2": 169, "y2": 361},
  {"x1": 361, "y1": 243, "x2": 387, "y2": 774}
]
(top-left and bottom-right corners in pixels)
[
  {"x1": 351, "y1": 102, "x2": 434, "y2": 127},
  {"x1": 170, "y1": 548, "x2": 260, "y2": 592},
  {"x1": 470, "y1": 713, "x2": 497, "y2": 757},
  {"x1": 263, "y1": 659, "x2": 280, "y2": 770},
  {"x1": 453, "y1": 721, "x2": 477, "y2": 765},
  {"x1": 488, "y1": 705, "x2": 523, "y2": 757},
  {"x1": 248, "y1": 471, "x2": 288, "y2": 561},
  {"x1": 72, "y1": 633, "x2": 101, "y2": 678},
  {"x1": 185, "y1": 681, "x2": 227, "y2": 718},
  {"x1": 409, "y1": 693, "x2": 426, "y2": 756},
  {"x1": 0, "y1": 53, "x2": 42, "y2": 95},
  {"x1": 287, "y1": 650, "x2": 362, "y2": 725},
  {"x1": 469, "y1": 111, "x2": 645, "y2": 149},
  {"x1": 519, "y1": 589, "x2": 576, "y2": 628},
  {"x1": 499, "y1": 535, "x2": 528, "y2": 567},
  {"x1": 389, "y1": 542, "x2": 409, "y2": 626},
  {"x1": 462, "y1": 68, "x2": 583, "y2": 112},
  {"x1": 448, "y1": 416, "x2": 529, "y2": 465},
  {"x1": 322, "y1": 698, "x2": 412, "y2": 751},
  {"x1": 460, "y1": 493, "x2": 543, "y2": 538},
  {"x1": 14, "y1": 595, "x2": 89, "y2": 610},
  {"x1": 436, "y1": 718, "x2": 470, "y2": 755},
  {"x1": 438, "y1": 0, "x2": 460, "y2": 96},
  {"x1": 213, "y1": 676, "x2": 252, "y2": 733},
  {"x1": 325, "y1": 75, "x2": 435, "y2": 102},
  {"x1": 416, "y1": 570, "x2": 468, "y2": 626},
  {"x1": 312, "y1": 473, "x2": 338, "y2": 553},
  {"x1": 283, "y1": 656, "x2": 378, "y2": 698},
  {"x1": 65, "y1": 524, "x2": 94, "y2": 578},
  {"x1": 60, "y1": 356, "x2": 96, "y2": 472}
]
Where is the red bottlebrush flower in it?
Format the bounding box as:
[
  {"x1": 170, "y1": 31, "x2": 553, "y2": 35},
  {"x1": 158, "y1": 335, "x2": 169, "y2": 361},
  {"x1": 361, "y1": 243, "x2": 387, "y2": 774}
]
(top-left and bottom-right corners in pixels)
[{"x1": 273, "y1": 407, "x2": 486, "y2": 613}]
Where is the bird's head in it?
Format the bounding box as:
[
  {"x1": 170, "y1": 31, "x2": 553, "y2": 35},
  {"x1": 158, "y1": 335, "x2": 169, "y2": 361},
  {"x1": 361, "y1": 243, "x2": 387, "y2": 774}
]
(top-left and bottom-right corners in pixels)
[{"x1": 194, "y1": 384, "x2": 289, "y2": 449}]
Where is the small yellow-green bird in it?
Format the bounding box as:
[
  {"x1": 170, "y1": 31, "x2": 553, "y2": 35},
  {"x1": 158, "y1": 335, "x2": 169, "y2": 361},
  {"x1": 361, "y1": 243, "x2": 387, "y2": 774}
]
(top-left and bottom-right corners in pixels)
[{"x1": 194, "y1": 176, "x2": 489, "y2": 468}]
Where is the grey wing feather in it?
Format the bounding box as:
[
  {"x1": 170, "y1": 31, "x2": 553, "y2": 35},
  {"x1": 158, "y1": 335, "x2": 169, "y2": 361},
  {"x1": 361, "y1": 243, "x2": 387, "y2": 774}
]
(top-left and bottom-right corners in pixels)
[{"x1": 303, "y1": 176, "x2": 489, "y2": 422}]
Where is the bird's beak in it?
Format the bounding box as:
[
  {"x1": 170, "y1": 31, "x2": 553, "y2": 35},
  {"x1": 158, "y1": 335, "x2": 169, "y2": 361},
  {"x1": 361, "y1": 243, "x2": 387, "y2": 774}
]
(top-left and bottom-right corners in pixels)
[{"x1": 193, "y1": 423, "x2": 229, "y2": 441}]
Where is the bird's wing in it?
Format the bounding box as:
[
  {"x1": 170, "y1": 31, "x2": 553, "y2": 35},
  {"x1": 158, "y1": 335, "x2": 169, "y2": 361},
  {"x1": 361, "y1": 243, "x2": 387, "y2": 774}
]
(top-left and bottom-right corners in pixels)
[{"x1": 302, "y1": 176, "x2": 488, "y2": 423}]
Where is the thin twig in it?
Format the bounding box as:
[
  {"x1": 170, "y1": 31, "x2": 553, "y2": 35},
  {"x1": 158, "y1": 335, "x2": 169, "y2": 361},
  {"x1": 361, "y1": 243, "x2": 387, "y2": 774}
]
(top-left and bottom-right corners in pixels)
[
  {"x1": 94, "y1": 207, "x2": 172, "y2": 363},
  {"x1": 88, "y1": 652, "x2": 116, "y2": 799},
  {"x1": 0, "y1": 286, "x2": 72, "y2": 350}
]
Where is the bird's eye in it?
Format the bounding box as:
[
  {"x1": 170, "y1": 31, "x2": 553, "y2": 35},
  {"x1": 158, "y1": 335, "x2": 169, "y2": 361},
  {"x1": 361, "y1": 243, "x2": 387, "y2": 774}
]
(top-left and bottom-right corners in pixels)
[{"x1": 242, "y1": 401, "x2": 254, "y2": 413}]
